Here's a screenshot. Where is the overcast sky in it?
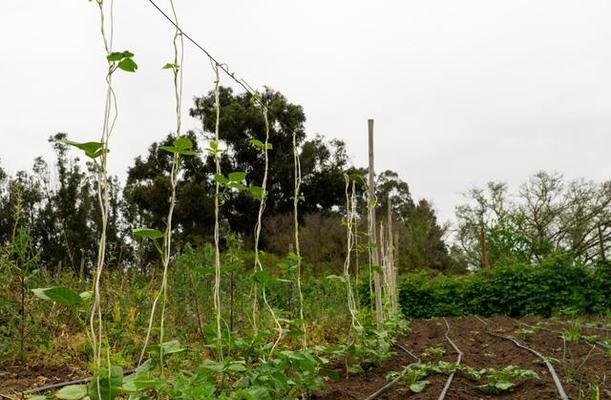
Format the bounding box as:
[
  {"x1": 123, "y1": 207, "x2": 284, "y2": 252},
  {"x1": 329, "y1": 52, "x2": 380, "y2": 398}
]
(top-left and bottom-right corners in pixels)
[{"x1": 1, "y1": 0, "x2": 610, "y2": 224}]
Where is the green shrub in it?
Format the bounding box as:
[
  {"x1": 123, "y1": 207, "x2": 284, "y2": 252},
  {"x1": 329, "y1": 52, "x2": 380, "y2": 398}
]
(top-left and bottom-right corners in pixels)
[{"x1": 399, "y1": 258, "x2": 609, "y2": 319}]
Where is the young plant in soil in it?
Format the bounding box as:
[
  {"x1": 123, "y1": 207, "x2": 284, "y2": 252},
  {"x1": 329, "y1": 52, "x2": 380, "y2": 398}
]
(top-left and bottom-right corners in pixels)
[
  {"x1": 477, "y1": 365, "x2": 538, "y2": 394},
  {"x1": 390, "y1": 362, "x2": 538, "y2": 395},
  {"x1": 422, "y1": 345, "x2": 446, "y2": 358}
]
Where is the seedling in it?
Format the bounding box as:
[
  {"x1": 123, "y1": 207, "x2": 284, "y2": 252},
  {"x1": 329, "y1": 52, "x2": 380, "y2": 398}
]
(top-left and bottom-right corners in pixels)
[
  {"x1": 422, "y1": 345, "x2": 446, "y2": 358},
  {"x1": 477, "y1": 365, "x2": 538, "y2": 393}
]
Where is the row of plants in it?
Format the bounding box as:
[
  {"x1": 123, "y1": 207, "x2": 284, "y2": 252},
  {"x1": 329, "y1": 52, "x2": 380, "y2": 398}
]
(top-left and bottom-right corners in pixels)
[
  {"x1": 399, "y1": 256, "x2": 610, "y2": 319},
  {"x1": 388, "y1": 361, "x2": 538, "y2": 394},
  {"x1": 22, "y1": 285, "x2": 407, "y2": 400}
]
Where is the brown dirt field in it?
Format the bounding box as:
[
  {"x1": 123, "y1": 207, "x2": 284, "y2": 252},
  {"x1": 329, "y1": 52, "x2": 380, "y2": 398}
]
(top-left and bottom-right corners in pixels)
[
  {"x1": 314, "y1": 316, "x2": 611, "y2": 400},
  {"x1": 1, "y1": 316, "x2": 609, "y2": 399},
  {"x1": 0, "y1": 363, "x2": 83, "y2": 396}
]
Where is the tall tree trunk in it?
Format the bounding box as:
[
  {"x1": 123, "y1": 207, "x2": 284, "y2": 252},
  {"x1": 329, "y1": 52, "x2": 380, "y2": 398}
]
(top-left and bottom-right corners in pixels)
[{"x1": 479, "y1": 222, "x2": 490, "y2": 272}]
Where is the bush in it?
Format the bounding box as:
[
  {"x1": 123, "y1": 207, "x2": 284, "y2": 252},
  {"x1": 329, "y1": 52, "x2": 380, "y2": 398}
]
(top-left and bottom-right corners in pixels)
[{"x1": 399, "y1": 258, "x2": 609, "y2": 319}]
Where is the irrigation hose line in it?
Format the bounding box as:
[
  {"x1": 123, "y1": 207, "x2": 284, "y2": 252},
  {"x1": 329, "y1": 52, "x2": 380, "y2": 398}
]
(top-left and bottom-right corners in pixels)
[
  {"x1": 397, "y1": 343, "x2": 421, "y2": 362},
  {"x1": 20, "y1": 370, "x2": 135, "y2": 396},
  {"x1": 485, "y1": 331, "x2": 570, "y2": 400},
  {"x1": 437, "y1": 317, "x2": 463, "y2": 400},
  {"x1": 363, "y1": 342, "x2": 421, "y2": 400},
  {"x1": 475, "y1": 316, "x2": 570, "y2": 400}
]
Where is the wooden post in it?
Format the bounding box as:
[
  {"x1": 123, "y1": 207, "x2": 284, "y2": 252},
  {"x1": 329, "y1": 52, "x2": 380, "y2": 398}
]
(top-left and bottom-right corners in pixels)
[
  {"x1": 387, "y1": 195, "x2": 396, "y2": 313},
  {"x1": 368, "y1": 119, "x2": 384, "y2": 323}
]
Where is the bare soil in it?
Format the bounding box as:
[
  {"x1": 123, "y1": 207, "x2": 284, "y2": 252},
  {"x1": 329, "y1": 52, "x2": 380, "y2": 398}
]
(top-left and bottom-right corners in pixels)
[
  {"x1": 314, "y1": 316, "x2": 611, "y2": 400},
  {"x1": 0, "y1": 363, "x2": 83, "y2": 396}
]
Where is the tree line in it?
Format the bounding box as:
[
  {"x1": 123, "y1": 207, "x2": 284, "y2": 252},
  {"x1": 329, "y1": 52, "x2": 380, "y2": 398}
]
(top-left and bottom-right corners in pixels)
[
  {"x1": 0, "y1": 87, "x2": 458, "y2": 276},
  {"x1": 456, "y1": 172, "x2": 610, "y2": 268}
]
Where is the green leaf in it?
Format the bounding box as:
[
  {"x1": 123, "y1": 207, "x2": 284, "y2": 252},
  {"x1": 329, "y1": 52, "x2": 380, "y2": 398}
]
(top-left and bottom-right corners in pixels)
[
  {"x1": 214, "y1": 174, "x2": 228, "y2": 185},
  {"x1": 249, "y1": 139, "x2": 272, "y2": 151},
  {"x1": 159, "y1": 145, "x2": 179, "y2": 153},
  {"x1": 249, "y1": 186, "x2": 265, "y2": 200},
  {"x1": 162, "y1": 63, "x2": 179, "y2": 70},
  {"x1": 231, "y1": 387, "x2": 270, "y2": 400},
  {"x1": 226, "y1": 362, "x2": 247, "y2": 372},
  {"x1": 173, "y1": 136, "x2": 193, "y2": 150},
  {"x1": 250, "y1": 139, "x2": 264, "y2": 149},
  {"x1": 325, "y1": 274, "x2": 347, "y2": 283},
  {"x1": 205, "y1": 141, "x2": 222, "y2": 154},
  {"x1": 121, "y1": 374, "x2": 164, "y2": 392},
  {"x1": 147, "y1": 340, "x2": 185, "y2": 358},
  {"x1": 133, "y1": 228, "x2": 164, "y2": 240},
  {"x1": 160, "y1": 339, "x2": 185, "y2": 354},
  {"x1": 253, "y1": 270, "x2": 273, "y2": 285},
  {"x1": 87, "y1": 366, "x2": 123, "y2": 400},
  {"x1": 79, "y1": 291, "x2": 92, "y2": 301},
  {"x1": 32, "y1": 287, "x2": 83, "y2": 306},
  {"x1": 200, "y1": 359, "x2": 224, "y2": 373},
  {"x1": 409, "y1": 380, "x2": 429, "y2": 393},
  {"x1": 159, "y1": 145, "x2": 196, "y2": 156},
  {"x1": 107, "y1": 52, "x2": 125, "y2": 62},
  {"x1": 55, "y1": 384, "x2": 87, "y2": 400},
  {"x1": 64, "y1": 141, "x2": 106, "y2": 159},
  {"x1": 228, "y1": 171, "x2": 247, "y2": 182},
  {"x1": 117, "y1": 58, "x2": 138, "y2": 72},
  {"x1": 494, "y1": 381, "x2": 514, "y2": 391}
]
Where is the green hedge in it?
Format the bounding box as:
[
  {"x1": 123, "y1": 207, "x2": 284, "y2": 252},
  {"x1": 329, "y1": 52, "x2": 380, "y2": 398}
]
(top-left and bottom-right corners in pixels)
[{"x1": 399, "y1": 259, "x2": 610, "y2": 319}]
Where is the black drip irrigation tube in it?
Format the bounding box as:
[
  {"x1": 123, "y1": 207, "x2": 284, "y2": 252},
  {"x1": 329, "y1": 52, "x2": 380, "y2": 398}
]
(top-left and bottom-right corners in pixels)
[
  {"x1": 363, "y1": 342, "x2": 421, "y2": 400},
  {"x1": 16, "y1": 369, "x2": 135, "y2": 398},
  {"x1": 437, "y1": 317, "x2": 462, "y2": 400},
  {"x1": 474, "y1": 315, "x2": 570, "y2": 400}
]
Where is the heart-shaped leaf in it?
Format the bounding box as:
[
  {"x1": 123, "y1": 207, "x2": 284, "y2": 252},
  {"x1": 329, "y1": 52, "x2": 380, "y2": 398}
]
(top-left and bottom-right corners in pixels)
[{"x1": 31, "y1": 287, "x2": 83, "y2": 306}]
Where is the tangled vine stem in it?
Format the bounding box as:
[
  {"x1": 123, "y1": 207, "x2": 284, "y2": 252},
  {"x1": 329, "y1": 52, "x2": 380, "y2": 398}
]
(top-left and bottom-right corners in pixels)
[
  {"x1": 251, "y1": 105, "x2": 283, "y2": 356},
  {"x1": 475, "y1": 316, "x2": 570, "y2": 400},
  {"x1": 438, "y1": 317, "x2": 463, "y2": 400},
  {"x1": 138, "y1": 0, "x2": 184, "y2": 370},
  {"x1": 88, "y1": 0, "x2": 126, "y2": 396},
  {"x1": 212, "y1": 62, "x2": 223, "y2": 359},
  {"x1": 89, "y1": 1, "x2": 117, "y2": 397},
  {"x1": 292, "y1": 119, "x2": 306, "y2": 348},
  {"x1": 343, "y1": 176, "x2": 361, "y2": 332}
]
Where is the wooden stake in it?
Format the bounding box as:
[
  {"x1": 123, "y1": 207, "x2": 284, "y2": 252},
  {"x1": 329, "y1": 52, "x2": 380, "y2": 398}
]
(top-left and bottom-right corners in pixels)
[
  {"x1": 368, "y1": 119, "x2": 384, "y2": 322},
  {"x1": 387, "y1": 195, "x2": 397, "y2": 313}
]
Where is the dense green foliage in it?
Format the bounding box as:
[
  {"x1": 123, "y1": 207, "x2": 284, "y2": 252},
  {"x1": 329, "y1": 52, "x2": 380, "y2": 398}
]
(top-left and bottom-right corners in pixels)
[{"x1": 399, "y1": 258, "x2": 610, "y2": 318}]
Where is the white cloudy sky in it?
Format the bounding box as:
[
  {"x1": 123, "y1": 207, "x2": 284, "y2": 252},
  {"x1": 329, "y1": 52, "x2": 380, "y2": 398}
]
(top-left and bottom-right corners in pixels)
[{"x1": 1, "y1": 0, "x2": 610, "y2": 223}]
